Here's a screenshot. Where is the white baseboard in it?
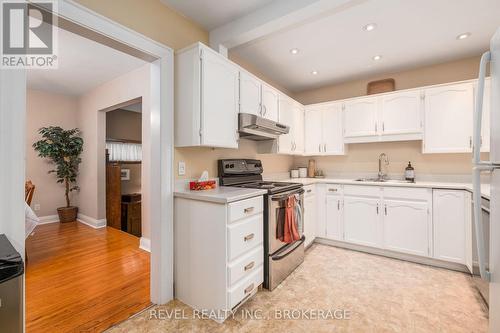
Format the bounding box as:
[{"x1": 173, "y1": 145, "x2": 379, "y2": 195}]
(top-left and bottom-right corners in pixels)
[
  {"x1": 38, "y1": 215, "x2": 59, "y2": 224},
  {"x1": 140, "y1": 237, "x2": 151, "y2": 252},
  {"x1": 77, "y1": 213, "x2": 106, "y2": 229}
]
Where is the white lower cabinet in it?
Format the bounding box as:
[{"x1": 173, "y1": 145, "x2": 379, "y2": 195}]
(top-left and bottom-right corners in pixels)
[
  {"x1": 174, "y1": 195, "x2": 264, "y2": 322},
  {"x1": 303, "y1": 185, "x2": 316, "y2": 247},
  {"x1": 344, "y1": 195, "x2": 381, "y2": 247},
  {"x1": 325, "y1": 184, "x2": 343, "y2": 240},
  {"x1": 432, "y1": 190, "x2": 472, "y2": 267}
]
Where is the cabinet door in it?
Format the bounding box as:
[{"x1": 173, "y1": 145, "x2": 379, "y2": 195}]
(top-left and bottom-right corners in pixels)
[
  {"x1": 381, "y1": 90, "x2": 422, "y2": 135},
  {"x1": 292, "y1": 103, "x2": 304, "y2": 154},
  {"x1": 480, "y1": 78, "x2": 491, "y2": 152},
  {"x1": 201, "y1": 49, "x2": 239, "y2": 148},
  {"x1": 343, "y1": 196, "x2": 381, "y2": 247},
  {"x1": 423, "y1": 83, "x2": 473, "y2": 153},
  {"x1": 322, "y1": 103, "x2": 345, "y2": 155},
  {"x1": 325, "y1": 194, "x2": 343, "y2": 240},
  {"x1": 304, "y1": 109, "x2": 323, "y2": 155},
  {"x1": 344, "y1": 97, "x2": 378, "y2": 137},
  {"x1": 239, "y1": 71, "x2": 261, "y2": 116},
  {"x1": 277, "y1": 96, "x2": 294, "y2": 154},
  {"x1": 304, "y1": 194, "x2": 316, "y2": 247},
  {"x1": 433, "y1": 190, "x2": 466, "y2": 264},
  {"x1": 383, "y1": 199, "x2": 429, "y2": 257},
  {"x1": 261, "y1": 83, "x2": 279, "y2": 121}
]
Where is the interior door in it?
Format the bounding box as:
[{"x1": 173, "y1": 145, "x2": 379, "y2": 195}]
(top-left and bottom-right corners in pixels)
[
  {"x1": 343, "y1": 196, "x2": 381, "y2": 247},
  {"x1": 239, "y1": 71, "x2": 261, "y2": 116},
  {"x1": 382, "y1": 199, "x2": 429, "y2": 256},
  {"x1": 261, "y1": 83, "x2": 279, "y2": 121},
  {"x1": 325, "y1": 194, "x2": 343, "y2": 240},
  {"x1": 304, "y1": 108, "x2": 323, "y2": 155},
  {"x1": 344, "y1": 97, "x2": 378, "y2": 137},
  {"x1": 423, "y1": 83, "x2": 474, "y2": 153},
  {"x1": 322, "y1": 103, "x2": 344, "y2": 154},
  {"x1": 277, "y1": 97, "x2": 294, "y2": 154},
  {"x1": 106, "y1": 163, "x2": 122, "y2": 230},
  {"x1": 380, "y1": 90, "x2": 422, "y2": 135},
  {"x1": 201, "y1": 49, "x2": 239, "y2": 148}
]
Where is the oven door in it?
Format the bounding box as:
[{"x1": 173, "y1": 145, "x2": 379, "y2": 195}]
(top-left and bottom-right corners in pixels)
[{"x1": 268, "y1": 188, "x2": 304, "y2": 255}]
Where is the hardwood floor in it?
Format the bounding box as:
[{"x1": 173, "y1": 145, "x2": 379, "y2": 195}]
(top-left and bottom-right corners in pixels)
[{"x1": 26, "y1": 221, "x2": 151, "y2": 333}]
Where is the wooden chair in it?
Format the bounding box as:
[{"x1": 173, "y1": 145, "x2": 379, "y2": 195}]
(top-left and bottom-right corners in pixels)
[{"x1": 25, "y1": 180, "x2": 35, "y2": 206}]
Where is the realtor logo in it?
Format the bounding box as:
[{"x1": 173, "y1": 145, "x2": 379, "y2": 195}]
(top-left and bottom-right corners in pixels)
[{"x1": 1, "y1": 0, "x2": 58, "y2": 68}]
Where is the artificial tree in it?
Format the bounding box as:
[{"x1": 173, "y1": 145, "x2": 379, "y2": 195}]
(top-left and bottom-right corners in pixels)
[{"x1": 33, "y1": 126, "x2": 84, "y2": 222}]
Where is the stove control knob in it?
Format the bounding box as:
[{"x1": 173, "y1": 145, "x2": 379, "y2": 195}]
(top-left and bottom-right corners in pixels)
[
  {"x1": 230, "y1": 164, "x2": 235, "y2": 168},
  {"x1": 225, "y1": 164, "x2": 230, "y2": 169}
]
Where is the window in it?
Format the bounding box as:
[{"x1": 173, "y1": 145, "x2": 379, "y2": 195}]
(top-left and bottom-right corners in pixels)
[{"x1": 106, "y1": 141, "x2": 142, "y2": 162}]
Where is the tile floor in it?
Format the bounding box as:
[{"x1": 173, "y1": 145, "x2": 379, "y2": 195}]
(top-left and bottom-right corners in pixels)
[{"x1": 107, "y1": 244, "x2": 488, "y2": 333}]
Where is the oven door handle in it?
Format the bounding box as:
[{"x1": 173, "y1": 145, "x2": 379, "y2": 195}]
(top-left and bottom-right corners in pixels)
[
  {"x1": 270, "y1": 188, "x2": 304, "y2": 201},
  {"x1": 271, "y1": 236, "x2": 305, "y2": 261}
]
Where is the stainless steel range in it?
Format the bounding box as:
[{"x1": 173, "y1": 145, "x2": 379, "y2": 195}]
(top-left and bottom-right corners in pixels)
[{"x1": 219, "y1": 159, "x2": 305, "y2": 290}]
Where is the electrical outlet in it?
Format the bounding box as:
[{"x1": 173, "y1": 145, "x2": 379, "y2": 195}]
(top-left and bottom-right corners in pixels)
[
  {"x1": 34, "y1": 204, "x2": 41, "y2": 211},
  {"x1": 178, "y1": 161, "x2": 186, "y2": 176}
]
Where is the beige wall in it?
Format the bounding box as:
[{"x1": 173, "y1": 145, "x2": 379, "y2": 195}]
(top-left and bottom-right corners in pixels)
[
  {"x1": 292, "y1": 55, "x2": 484, "y2": 177},
  {"x1": 106, "y1": 109, "x2": 142, "y2": 195},
  {"x1": 26, "y1": 90, "x2": 80, "y2": 217}
]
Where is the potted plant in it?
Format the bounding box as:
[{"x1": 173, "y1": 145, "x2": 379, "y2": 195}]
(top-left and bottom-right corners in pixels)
[{"x1": 33, "y1": 126, "x2": 84, "y2": 223}]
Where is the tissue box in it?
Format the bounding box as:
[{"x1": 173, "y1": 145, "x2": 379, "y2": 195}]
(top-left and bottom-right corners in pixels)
[{"x1": 189, "y1": 180, "x2": 217, "y2": 191}]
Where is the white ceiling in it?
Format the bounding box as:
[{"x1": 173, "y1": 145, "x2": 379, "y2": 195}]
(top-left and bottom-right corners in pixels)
[
  {"x1": 160, "y1": 0, "x2": 274, "y2": 30},
  {"x1": 28, "y1": 28, "x2": 147, "y2": 96},
  {"x1": 230, "y1": 0, "x2": 500, "y2": 92}
]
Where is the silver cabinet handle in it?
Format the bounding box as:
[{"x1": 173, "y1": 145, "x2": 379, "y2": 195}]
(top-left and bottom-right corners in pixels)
[
  {"x1": 262, "y1": 104, "x2": 267, "y2": 116},
  {"x1": 376, "y1": 203, "x2": 379, "y2": 214},
  {"x1": 337, "y1": 200, "x2": 340, "y2": 210},
  {"x1": 323, "y1": 143, "x2": 327, "y2": 152},
  {"x1": 244, "y1": 207, "x2": 254, "y2": 213},
  {"x1": 328, "y1": 188, "x2": 337, "y2": 192},
  {"x1": 306, "y1": 189, "x2": 312, "y2": 193},
  {"x1": 382, "y1": 122, "x2": 385, "y2": 132},
  {"x1": 244, "y1": 283, "x2": 254, "y2": 294},
  {"x1": 244, "y1": 261, "x2": 255, "y2": 271},
  {"x1": 244, "y1": 233, "x2": 255, "y2": 241},
  {"x1": 319, "y1": 144, "x2": 321, "y2": 152},
  {"x1": 375, "y1": 123, "x2": 378, "y2": 133},
  {"x1": 470, "y1": 136, "x2": 473, "y2": 148},
  {"x1": 384, "y1": 205, "x2": 387, "y2": 216},
  {"x1": 259, "y1": 104, "x2": 263, "y2": 116}
]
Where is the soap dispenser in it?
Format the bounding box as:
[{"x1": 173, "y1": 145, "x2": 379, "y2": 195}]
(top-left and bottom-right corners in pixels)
[{"x1": 405, "y1": 162, "x2": 415, "y2": 182}]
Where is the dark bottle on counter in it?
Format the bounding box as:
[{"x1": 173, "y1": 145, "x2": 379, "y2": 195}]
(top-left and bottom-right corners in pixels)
[{"x1": 405, "y1": 162, "x2": 415, "y2": 182}]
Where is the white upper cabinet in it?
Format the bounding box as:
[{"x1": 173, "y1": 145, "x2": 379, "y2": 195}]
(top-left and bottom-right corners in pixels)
[
  {"x1": 261, "y1": 83, "x2": 279, "y2": 122},
  {"x1": 239, "y1": 71, "x2": 261, "y2": 116},
  {"x1": 276, "y1": 96, "x2": 304, "y2": 155},
  {"x1": 344, "y1": 97, "x2": 378, "y2": 138},
  {"x1": 292, "y1": 103, "x2": 305, "y2": 154},
  {"x1": 423, "y1": 82, "x2": 474, "y2": 153},
  {"x1": 175, "y1": 43, "x2": 239, "y2": 148},
  {"x1": 380, "y1": 90, "x2": 422, "y2": 135},
  {"x1": 304, "y1": 102, "x2": 345, "y2": 155}
]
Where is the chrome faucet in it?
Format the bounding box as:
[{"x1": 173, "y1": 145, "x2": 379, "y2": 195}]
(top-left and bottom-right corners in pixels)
[{"x1": 378, "y1": 153, "x2": 389, "y2": 180}]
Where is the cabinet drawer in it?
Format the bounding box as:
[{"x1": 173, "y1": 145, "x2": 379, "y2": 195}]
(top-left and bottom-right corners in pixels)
[
  {"x1": 228, "y1": 196, "x2": 263, "y2": 223},
  {"x1": 304, "y1": 185, "x2": 316, "y2": 196},
  {"x1": 228, "y1": 246, "x2": 263, "y2": 286},
  {"x1": 227, "y1": 214, "x2": 263, "y2": 261},
  {"x1": 325, "y1": 184, "x2": 342, "y2": 194},
  {"x1": 228, "y1": 266, "x2": 263, "y2": 309}
]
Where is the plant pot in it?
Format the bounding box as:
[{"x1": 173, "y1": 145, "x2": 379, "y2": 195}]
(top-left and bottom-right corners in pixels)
[{"x1": 57, "y1": 206, "x2": 78, "y2": 223}]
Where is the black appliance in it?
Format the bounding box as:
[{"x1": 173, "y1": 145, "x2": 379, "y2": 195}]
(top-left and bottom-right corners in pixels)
[{"x1": 219, "y1": 159, "x2": 305, "y2": 290}]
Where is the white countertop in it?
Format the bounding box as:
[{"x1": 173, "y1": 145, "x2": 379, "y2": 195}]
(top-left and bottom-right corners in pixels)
[
  {"x1": 174, "y1": 186, "x2": 267, "y2": 204},
  {"x1": 273, "y1": 178, "x2": 491, "y2": 199}
]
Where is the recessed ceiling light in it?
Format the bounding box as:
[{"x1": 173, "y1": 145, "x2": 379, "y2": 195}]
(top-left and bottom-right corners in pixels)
[
  {"x1": 456, "y1": 32, "x2": 471, "y2": 40},
  {"x1": 372, "y1": 55, "x2": 382, "y2": 61},
  {"x1": 290, "y1": 48, "x2": 299, "y2": 55},
  {"x1": 311, "y1": 70, "x2": 318, "y2": 75},
  {"x1": 363, "y1": 23, "x2": 377, "y2": 32}
]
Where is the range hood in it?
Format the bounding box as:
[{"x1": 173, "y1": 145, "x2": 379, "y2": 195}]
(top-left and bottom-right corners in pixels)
[{"x1": 238, "y1": 113, "x2": 289, "y2": 141}]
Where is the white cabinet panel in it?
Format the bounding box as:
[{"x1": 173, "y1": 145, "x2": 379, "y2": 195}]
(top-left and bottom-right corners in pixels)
[
  {"x1": 304, "y1": 109, "x2": 323, "y2": 155},
  {"x1": 326, "y1": 194, "x2": 343, "y2": 240},
  {"x1": 381, "y1": 90, "x2": 422, "y2": 135},
  {"x1": 277, "y1": 97, "x2": 294, "y2": 154},
  {"x1": 344, "y1": 97, "x2": 378, "y2": 138},
  {"x1": 293, "y1": 103, "x2": 305, "y2": 154},
  {"x1": 261, "y1": 83, "x2": 279, "y2": 122},
  {"x1": 323, "y1": 103, "x2": 345, "y2": 154},
  {"x1": 239, "y1": 71, "x2": 261, "y2": 116},
  {"x1": 433, "y1": 190, "x2": 466, "y2": 264},
  {"x1": 382, "y1": 199, "x2": 429, "y2": 257},
  {"x1": 304, "y1": 191, "x2": 316, "y2": 247},
  {"x1": 423, "y1": 83, "x2": 474, "y2": 153},
  {"x1": 201, "y1": 49, "x2": 239, "y2": 148},
  {"x1": 343, "y1": 196, "x2": 381, "y2": 247}
]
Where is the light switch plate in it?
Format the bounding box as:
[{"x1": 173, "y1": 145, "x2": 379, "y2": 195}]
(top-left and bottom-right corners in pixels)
[{"x1": 178, "y1": 161, "x2": 186, "y2": 176}]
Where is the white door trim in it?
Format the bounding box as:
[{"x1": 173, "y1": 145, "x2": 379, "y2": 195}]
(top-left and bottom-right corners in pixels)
[{"x1": 0, "y1": 0, "x2": 174, "y2": 305}]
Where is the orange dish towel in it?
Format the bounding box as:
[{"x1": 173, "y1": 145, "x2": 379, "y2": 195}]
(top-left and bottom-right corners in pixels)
[{"x1": 283, "y1": 196, "x2": 300, "y2": 243}]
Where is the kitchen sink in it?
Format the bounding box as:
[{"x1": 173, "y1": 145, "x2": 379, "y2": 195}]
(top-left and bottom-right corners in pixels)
[{"x1": 354, "y1": 178, "x2": 414, "y2": 184}]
